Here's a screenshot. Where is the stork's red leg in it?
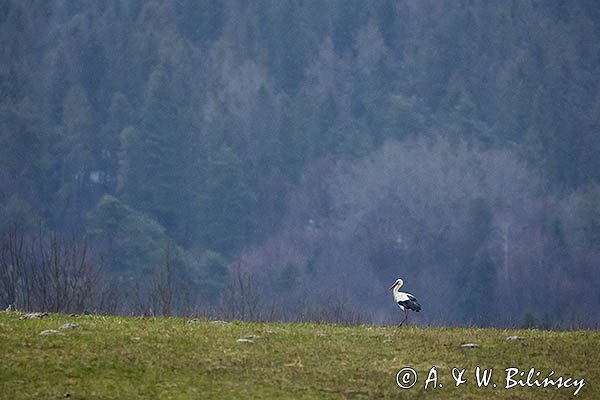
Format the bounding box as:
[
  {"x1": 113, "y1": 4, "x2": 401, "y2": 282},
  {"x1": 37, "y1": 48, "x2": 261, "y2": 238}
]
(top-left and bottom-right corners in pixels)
[{"x1": 399, "y1": 310, "x2": 408, "y2": 326}]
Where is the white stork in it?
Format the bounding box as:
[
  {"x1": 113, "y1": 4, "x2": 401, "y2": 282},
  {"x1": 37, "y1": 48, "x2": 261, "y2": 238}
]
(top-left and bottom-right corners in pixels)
[{"x1": 389, "y1": 278, "x2": 421, "y2": 326}]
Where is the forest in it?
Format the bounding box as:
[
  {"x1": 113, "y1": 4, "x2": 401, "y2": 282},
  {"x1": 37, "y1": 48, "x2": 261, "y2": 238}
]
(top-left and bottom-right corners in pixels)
[{"x1": 1, "y1": 0, "x2": 599, "y2": 327}]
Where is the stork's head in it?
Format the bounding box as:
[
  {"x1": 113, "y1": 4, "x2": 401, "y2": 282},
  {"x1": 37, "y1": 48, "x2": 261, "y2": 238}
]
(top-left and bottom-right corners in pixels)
[{"x1": 389, "y1": 278, "x2": 404, "y2": 290}]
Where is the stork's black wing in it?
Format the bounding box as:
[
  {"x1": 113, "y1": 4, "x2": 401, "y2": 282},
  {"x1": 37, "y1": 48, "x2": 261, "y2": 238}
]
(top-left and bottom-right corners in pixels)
[{"x1": 398, "y1": 294, "x2": 422, "y2": 312}]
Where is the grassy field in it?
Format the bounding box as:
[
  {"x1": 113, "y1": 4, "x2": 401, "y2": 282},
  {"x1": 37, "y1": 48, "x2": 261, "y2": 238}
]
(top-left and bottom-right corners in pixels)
[{"x1": 0, "y1": 311, "x2": 597, "y2": 399}]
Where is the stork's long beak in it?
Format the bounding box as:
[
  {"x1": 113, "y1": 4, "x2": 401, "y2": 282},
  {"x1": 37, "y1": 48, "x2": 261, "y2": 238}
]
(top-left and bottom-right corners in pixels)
[{"x1": 388, "y1": 283, "x2": 396, "y2": 290}]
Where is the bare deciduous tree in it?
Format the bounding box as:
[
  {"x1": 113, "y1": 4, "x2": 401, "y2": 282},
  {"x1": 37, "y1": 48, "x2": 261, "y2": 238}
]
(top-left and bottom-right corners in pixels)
[
  {"x1": 0, "y1": 224, "x2": 32, "y2": 309},
  {"x1": 0, "y1": 225, "x2": 109, "y2": 313},
  {"x1": 220, "y1": 260, "x2": 263, "y2": 321},
  {"x1": 150, "y1": 242, "x2": 176, "y2": 316}
]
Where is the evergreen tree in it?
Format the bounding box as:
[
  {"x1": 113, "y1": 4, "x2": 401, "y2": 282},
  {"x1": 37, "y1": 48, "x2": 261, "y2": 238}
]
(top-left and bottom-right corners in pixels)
[
  {"x1": 198, "y1": 144, "x2": 256, "y2": 255},
  {"x1": 86, "y1": 194, "x2": 168, "y2": 277},
  {"x1": 458, "y1": 198, "x2": 496, "y2": 324}
]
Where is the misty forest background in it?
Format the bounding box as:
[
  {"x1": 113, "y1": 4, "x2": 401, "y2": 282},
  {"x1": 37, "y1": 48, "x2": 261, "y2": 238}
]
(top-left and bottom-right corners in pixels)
[{"x1": 1, "y1": 1, "x2": 599, "y2": 328}]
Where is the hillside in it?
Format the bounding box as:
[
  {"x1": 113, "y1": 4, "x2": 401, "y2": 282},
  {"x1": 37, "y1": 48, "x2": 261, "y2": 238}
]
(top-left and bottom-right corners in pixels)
[
  {"x1": 1, "y1": 1, "x2": 600, "y2": 326},
  {"x1": 0, "y1": 311, "x2": 597, "y2": 399}
]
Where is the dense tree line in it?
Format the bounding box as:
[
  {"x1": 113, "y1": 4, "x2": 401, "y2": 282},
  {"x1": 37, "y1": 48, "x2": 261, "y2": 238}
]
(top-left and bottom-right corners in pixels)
[{"x1": 1, "y1": 1, "x2": 599, "y2": 326}]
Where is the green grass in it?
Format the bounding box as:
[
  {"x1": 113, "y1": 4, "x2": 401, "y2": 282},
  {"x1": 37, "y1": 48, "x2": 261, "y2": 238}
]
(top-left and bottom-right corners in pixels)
[{"x1": 0, "y1": 311, "x2": 597, "y2": 399}]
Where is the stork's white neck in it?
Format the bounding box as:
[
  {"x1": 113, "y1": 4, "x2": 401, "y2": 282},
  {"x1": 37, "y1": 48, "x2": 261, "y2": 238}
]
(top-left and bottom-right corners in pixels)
[{"x1": 393, "y1": 278, "x2": 404, "y2": 293}]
